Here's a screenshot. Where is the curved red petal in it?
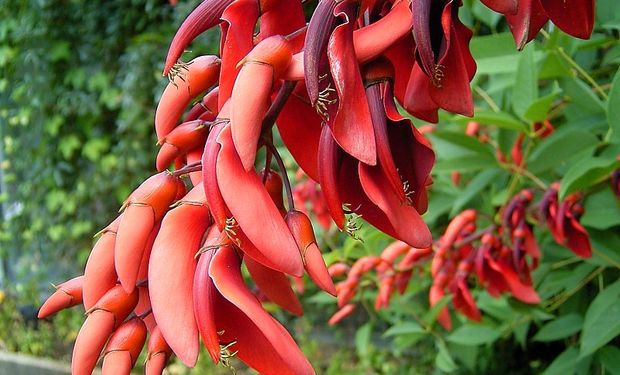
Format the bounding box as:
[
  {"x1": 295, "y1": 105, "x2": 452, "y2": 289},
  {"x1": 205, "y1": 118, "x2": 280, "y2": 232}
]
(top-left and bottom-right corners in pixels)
[
  {"x1": 231, "y1": 63, "x2": 273, "y2": 171},
  {"x1": 149, "y1": 203, "x2": 211, "y2": 367},
  {"x1": 327, "y1": 1, "x2": 376, "y2": 166},
  {"x1": 72, "y1": 310, "x2": 116, "y2": 375},
  {"x1": 359, "y1": 163, "x2": 432, "y2": 248},
  {"x1": 218, "y1": 0, "x2": 259, "y2": 109},
  {"x1": 215, "y1": 126, "x2": 303, "y2": 277},
  {"x1": 163, "y1": 0, "x2": 233, "y2": 76},
  {"x1": 245, "y1": 255, "x2": 304, "y2": 316},
  {"x1": 101, "y1": 350, "x2": 133, "y2": 375},
  {"x1": 210, "y1": 247, "x2": 315, "y2": 374},
  {"x1": 115, "y1": 204, "x2": 156, "y2": 293},
  {"x1": 541, "y1": 0, "x2": 594, "y2": 39}
]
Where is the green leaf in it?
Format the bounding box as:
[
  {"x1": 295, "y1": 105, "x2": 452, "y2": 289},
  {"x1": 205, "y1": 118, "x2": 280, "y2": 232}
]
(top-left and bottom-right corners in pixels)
[
  {"x1": 542, "y1": 346, "x2": 579, "y2": 375},
  {"x1": 607, "y1": 67, "x2": 620, "y2": 142},
  {"x1": 431, "y1": 130, "x2": 493, "y2": 156},
  {"x1": 580, "y1": 278, "x2": 620, "y2": 357},
  {"x1": 533, "y1": 313, "x2": 583, "y2": 342},
  {"x1": 524, "y1": 83, "x2": 561, "y2": 122},
  {"x1": 561, "y1": 77, "x2": 606, "y2": 115},
  {"x1": 435, "y1": 340, "x2": 457, "y2": 373},
  {"x1": 355, "y1": 322, "x2": 373, "y2": 357},
  {"x1": 599, "y1": 346, "x2": 620, "y2": 375},
  {"x1": 513, "y1": 43, "x2": 538, "y2": 119},
  {"x1": 450, "y1": 168, "x2": 503, "y2": 216},
  {"x1": 559, "y1": 157, "x2": 620, "y2": 199},
  {"x1": 455, "y1": 111, "x2": 528, "y2": 132},
  {"x1": 434, "y1": 153, "x2": 498, "y2": 173},
  {"x1": 588, "y1": 230, "x2": 620, "y2": 269},
  {"x1": 446, "y1": 324, "x2": 501, "y2": 346},
  {"x1": 384, "y1": 322, "x2": 426, "y2": 337},
  {"x1": 580, "y1": 188, "x2": 620, "y2": 230},
  {"x1": 528, "y1": 129, "x2": 599, "y2": 174}
]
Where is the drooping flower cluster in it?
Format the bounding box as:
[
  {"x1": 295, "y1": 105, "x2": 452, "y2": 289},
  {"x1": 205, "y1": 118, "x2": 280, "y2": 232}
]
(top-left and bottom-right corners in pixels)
[
  {"x1": 328, "y1": 183, "x2": 597, "y2": 330},
  {"x1": 328, "y1": 242, "x2": 432, "y2": 324},
  {"x1": 38, "y1": 0, "x2": 598, "y2": 374}
]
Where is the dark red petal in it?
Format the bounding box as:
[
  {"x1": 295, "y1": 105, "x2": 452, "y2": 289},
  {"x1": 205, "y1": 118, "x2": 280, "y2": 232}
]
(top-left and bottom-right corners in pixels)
[
  {"x1": 411, "y1": 0, "x2": 436, "y2": 77},
  {"x1": 327, "y1": 1, "x2": 377, "y2": 166},
  {"x1": 304, "y1": 0, "x2": 338, "y2": 105},
  {"x1": 540, "y1": 0, "x2": 594, "y2": 39},
  {"x1": 480, "y1": 0, "x2": 518, "y2": 14},
  {"x1": 318, "y1": 125, "x2": 346, "y2": 229},
  {"x1": 506, "y1": 0, "x2": 549, "y2": 50},
  {"x1": 276, "y1": 82, "x2": 323, "y2": 181},
  {"x1": 163, "y1": 0, "x2": 234, "y2": 76},
  {"x1": 429, "y1": 2, "x2": 476, "y2": 116}
]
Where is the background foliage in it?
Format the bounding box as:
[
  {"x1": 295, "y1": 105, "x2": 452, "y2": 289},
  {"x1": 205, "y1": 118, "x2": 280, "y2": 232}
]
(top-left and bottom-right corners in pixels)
[{"x1": 0, "y1": 0, "x2": 619, "y2": 374}]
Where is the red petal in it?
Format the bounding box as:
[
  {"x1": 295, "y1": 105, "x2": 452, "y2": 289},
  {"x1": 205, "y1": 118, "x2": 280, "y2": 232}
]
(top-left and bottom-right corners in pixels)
[
  {"x1": 72, "y1": 310, "x2": 116, "y2": 375},
  {"x1": 428, "y1": 3, "x2": 476, "y2": 116},
  {"x1": 103, "y1": 317, "x2": 147, "y2": 364},
  {"x1": 258, "y1": 0, "x2": 306, "y2": 51},
  {"x1": 328, "y1": 304, "x2": 356, "y2": 325},
  {"x1": 506, "y1": 0, "x2": 548, "y2": 50},
  {"x1": 318, "y1": 125, "x2": 346, "y2": 229},
  {"x1": 218, "y1": 0, "x2": 259, "y2": 109},
  {"x1": 193, "y1": 242, "x2": 221, "y2": 363},
  {"x1": 231, "y1": 63, "x2": 273, "y2": 171},
  {"x1": 101, "y1": 350, "x2": 132, "y2": 375},
  {"x1": 115, "y1": 204, "x2": 156, "y2": 293},
  {"x1": 163, "y1": 0, "x2": 233, "y2": 76},
  {"x1": 304, "y1": 243, "x2": 337, "y2": 296},
  {"x1": 480, "y1": 0, "x2": 518, "y2": 14},
  {"x1": 38, "y1": 276, "x2": 84, "y2": 318},
  {"x1": 359, "y1": 163, "x2": 432, "y2": 248},
  {"x1": 245, "y1": 255, "x2": 304, "y2": 316},
  {"x1": 276, "y1": 82, "x2": 323, "y2": 181},
  {"x1": 156, "y1": 55, "x2": 221, "y2": 141},
  {"x1": 203, "y1": 121, "x2": 229, "y2": 230},
  {"x1": 215, "y1": 126, "x2": 304, "y2": 277},
  {"x1": 210, "y1": 247, "x2": 315, "y2": 375},
  {"x1": 327, "y1": 1, "x2": 377, "y2": 166},
  {"x1": 565, "y1": 216, "x2": 592, "y2": 258},
  {"x1": 403, "y1": 64, "x2": 440, "y2": 122},
  {"x1": 148, "y1": 203, "x2": 211, "y2": 367},
  {"x1": 541, "y1": 0, "x2": 594, "y2": 39},
  {"x1": 157, "y1": 120, "x2": 209, "y2": 171}
]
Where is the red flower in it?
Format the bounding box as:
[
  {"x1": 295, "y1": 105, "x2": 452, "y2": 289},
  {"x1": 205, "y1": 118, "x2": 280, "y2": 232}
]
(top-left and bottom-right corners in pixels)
[{"x1": 540, "y1": 183, "x2": 592, "y2": 258}]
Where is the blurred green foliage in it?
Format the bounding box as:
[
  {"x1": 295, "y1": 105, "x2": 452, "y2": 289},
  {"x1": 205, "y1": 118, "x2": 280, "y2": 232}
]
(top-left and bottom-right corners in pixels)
[{"x1": 0, "y1": 0, "x2": 195, "y2": 295}]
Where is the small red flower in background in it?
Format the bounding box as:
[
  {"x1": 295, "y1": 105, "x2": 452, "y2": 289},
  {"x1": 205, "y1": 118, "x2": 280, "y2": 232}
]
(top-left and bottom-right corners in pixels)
[{"x1": 540, "y1": 183, "x2": 592, "y2": 258}]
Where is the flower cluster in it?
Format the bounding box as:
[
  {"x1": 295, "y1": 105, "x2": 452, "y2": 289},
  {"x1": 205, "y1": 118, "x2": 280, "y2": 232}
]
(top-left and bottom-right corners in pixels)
[
  {"x1": 38, "y1": 0, "x2": 597, "y2": 374},
  {"x1": 328, "y1": 184, "x2": 595, "y2": 330}
]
